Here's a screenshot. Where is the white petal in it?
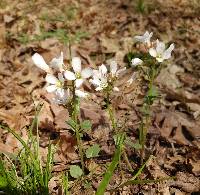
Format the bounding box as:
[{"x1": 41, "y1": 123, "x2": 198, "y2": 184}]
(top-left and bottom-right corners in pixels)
[
  {"x1": 163, "y1": 43, "x2": 175, "y2": 60},
  {"x1": 53, "y1": 89, "x2": 69, "y2": 104},
  {"x1": 50, "y1": 52, "x2": 64, "y2": 71},
  {"x1": 81, "y1": 68, "x2": 92, "y2": 79},
  {"x1": 45, "y1": 74, "x2": 58, "y2": 84},
  {"x1": 99, "y1": 64, "x2": 107, "y2": 75},
  {"x1": 144, "y1": 31, "x2": 153, "y2": 40},
  {"x1": 95, "y1": 87, "x2": 103, "y2": 91},
  {"x1": 64, "y1": 71, "x2": 76, "y2": 80},
  {"x1": 127, "y1": 78, "x2": 133, "y2": 85},
  {"x1": 149, "y1": 31, "x2": 153, "y2": 37},
  {"x1": 127, "y1": 72, "x2": 137, "y2": 85},
  {"x1": 72, "y1": 57, "x2": 81, "y2": 73},
  {"x1": 75, "y1": 89, "x2": 88, "y2": 98},
  {"x1": 56, "y1": 88, "x2": 65, "y2": 96},
  {"x1": 32, "y1": 53, "x2": 50, "y2": 72},
  {"x1": 131, "y1": 58, "x2": 143, "y2": 67},
  {"x1": 134, "y1": 31, "x2": 153, "y2": 44},
  {"x1": 93, "y1": 70, "x2": 100, "y2": 78},
  {"x1": 146, "y1": 32, "x2": 153, "y2": 46},
  {"x1": 46, "y1": 85, "x2": 57, "y2": 92},
  {"x1": 58, "y1": 73, "x2": 64, "y2": 82},
  {"x1": 116, "y1": 67, "x2": 126, "y2": 76},
  {"x1": 149, "y1": 48, "x2": 157, "y2": 57},
  {"x1": 156, "y1": 40, "x2": 165, "y2": 54},
  {"x1": 90, "y1": 78, "x2": 101, "y2": 86},
  {"x1": 75, "y1": 79, "x2": 84, "y2": 88},
  {"x1": 113, "y1": 87, "x2": 119, "y2": 91},
  {"x1": 110, "y1": 61, "x2": 118, "y2": 75},
  {"x1": 134, "y1": 35, "x2": 143, "y2": 42}
]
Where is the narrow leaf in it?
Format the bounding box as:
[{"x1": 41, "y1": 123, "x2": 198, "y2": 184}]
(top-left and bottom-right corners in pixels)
[{"x1": 96, "y1": 133, "x2": 125, "y2": 195}]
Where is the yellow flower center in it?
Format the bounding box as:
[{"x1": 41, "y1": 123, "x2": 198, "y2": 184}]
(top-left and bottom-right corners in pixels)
[
  {"x1": 56, "y1": 81, "x2": 63, "y2": 88},
  {"x1": 75, "y1": 72, "x2": 81, "y2": 79}
]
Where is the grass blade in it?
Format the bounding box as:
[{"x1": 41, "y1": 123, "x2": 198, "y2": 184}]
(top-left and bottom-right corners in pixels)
[
  {"x1": 62, "y1": 171, "x2": 69, "y2": 195},
  {"x1": 96, "y1": 133, "x2": 125, "y2": 195},
  {"x1": 0, "y1": 125, "x2": 31, "y2": 154}
]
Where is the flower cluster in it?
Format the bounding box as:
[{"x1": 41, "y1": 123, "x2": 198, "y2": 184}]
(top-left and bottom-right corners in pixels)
[
  {"x1": 32, "y1": 53, "x2": 92, "y2": 104},
  {"x1": 32, "y1": 53, "x2": 125, "y2": 104},
  {"x1": 90, "y1": 61, "x2": 126, "y2": 92},
  {"x1": 131, "y1": 31, "x2": 175, "y2": 67},
  {"x1": 32, "y1": 31, "x2": 174, "y2": 104}
]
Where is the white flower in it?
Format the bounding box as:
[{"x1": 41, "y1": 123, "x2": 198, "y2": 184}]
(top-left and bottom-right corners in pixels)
[
  {"x1": 90, "y1": 64, "x2": 108, "y2": 91},
  {"x1": 90, "y1": 62, "x2": 125, "y2": 91},
  {"x1": 64, "y1": 57, "x2": 92, "y2": 88},
  {"x1": 110, "y1": 61, "x2": 126, "y2": 77},
  {"x1": 149, "y1": 40, "x2": 175, "y2": 62},
  {"x1": 50, "y1": 52, "x2": 64, "y2": 72},
  {"x1": 75, "y1": 89, "x2": 89, "y2": 98},
  {"x1": 134, "y1": 31, "x2": 153, "y2": 46},
  {"x1": 131, "y1": 58, "x2": 143, "y2": 67},
  {"x1": 53, "y1": 89, "x2": 70, "y2": 105},
  {"x1": 127, "y1": 72, "x2": 137, "y2": 85},
  {"x1": 113, "y1": 87, "x2": 119, "y2": 92},
  {"x1": 32, "y1": 53, "x2": 51, "y2": 73},
  {"x1": 45, "y1": 73, "x2": 65, "y2": 94}
]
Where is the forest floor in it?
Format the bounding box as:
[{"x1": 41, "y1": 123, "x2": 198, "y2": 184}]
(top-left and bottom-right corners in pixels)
[{"x1": 0, "y1": 0, "x2": 200, "y2": 194}]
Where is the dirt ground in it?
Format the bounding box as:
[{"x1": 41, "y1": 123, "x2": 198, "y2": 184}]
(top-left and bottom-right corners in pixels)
[{"x1": 0, "y1": 0, "x2": 200, "y2": 194}]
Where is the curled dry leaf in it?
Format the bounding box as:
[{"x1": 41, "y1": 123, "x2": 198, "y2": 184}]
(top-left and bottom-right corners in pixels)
[
  {"x1": 154, "y1": 110, "x2": 200, "y2": 146},
  {"x1": 80, "y1": 102, "x2": 106, "y2": 129},
  {"x1": 173, "y1": 172, "x2": 200, "y2": 193}
]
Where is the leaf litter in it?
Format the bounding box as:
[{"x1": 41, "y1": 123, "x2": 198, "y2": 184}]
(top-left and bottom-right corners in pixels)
[{"x1": 0, "y1": 0, "x2": 200, "y2": 194}]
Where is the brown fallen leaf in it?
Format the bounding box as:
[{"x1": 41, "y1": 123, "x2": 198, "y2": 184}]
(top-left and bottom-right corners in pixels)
[
  {"x1": 80, "y1": 101, "x2": 106, "y2": 129},
  {"x1": 154, "y1": 109, "x2": 200, "y2": 146},
  {"x1": 173, "y1": 172, "x2": 200, "y2": 193}
]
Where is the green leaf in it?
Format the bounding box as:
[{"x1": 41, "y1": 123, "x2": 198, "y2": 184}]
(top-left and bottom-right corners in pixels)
[
  {"x1": 79, "y1": 133, "x2": 83, "y2": 138},
  {"x1": 84, "y1": 180, "x2": 92, "y2": 189},
  {"x1": 144, "y1": 85, "x2": 158, "y2": 105},
  {"x1": 69, "y1": 165, "x2": 83, "y2": 179},
  {"x1": 86, "y1": 144, "x2": 101, "y2": 158},
  {"x1": 109, "y1": 155, "x2": 154, "y2": 192},
  {"x1": 80, "y1": 120, "x2": 92, "y2": 130},
  {"x1": 96, "y1": 133, "x2": 125, "y2": 195},
  {"x1": 113, "y1": 133, "x2": 125, "y2": 146},
  {"x1": 66, "y1": 119, "x2": 77, "y2": 131},
  {"x1": 148, "y1": 85, "x2": 158, "y2": 98},
  {"x1": 0, "y1": 176, "x2": 7, "y2": 188},
  {"x1": 125, "y1": 138, "x2": 142, "y2": 150}
]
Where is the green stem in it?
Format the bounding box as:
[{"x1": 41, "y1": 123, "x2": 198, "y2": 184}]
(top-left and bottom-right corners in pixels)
[
  {"x1": 72, "y1": 84, "x2": 85, "y2": 173},
  {"x1": 122, "y1": 149, "x2": 133, "y2": 172},
  {"x1": 75, "y1": 122, "x2": 84, "y2": 173},
  {"x1": 106, "y1": 91, "x2": 117, "y2": 132},
  {"x1": 68, "y1": 43, "x2": 84, "y2": 173},
  {"x1": 139, "y1": 64, "x2": 157, "y2": 160},
  {"x1": 68, "y1": 41, "x2": 72, "y2": 63},
  {"x1": 111, "y1": 155, "x2": 152, "y2": 192},
  {"x1": 108, "y1": 104, "x2": 117, "y2": 131}
]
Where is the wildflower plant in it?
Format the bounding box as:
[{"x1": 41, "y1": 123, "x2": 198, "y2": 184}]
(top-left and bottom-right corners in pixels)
[
  {"x1": 30, "y1": 30, "x2": 174, "y2": 192},
  {"x1": 32, "y1": 52, "x2": 92, "y2": 174},
  {"x1": 132, "y1": 31, "x2": 175, "y2": 160},
  {"x1": 0, "y1": 104, "x2": 55, "y2": 195},
  {"x1": 90, "y1": 62, "x2": 126, "y2": 131},
  {"x1": 0, "y1": 30, "x2": 175, "y2": 194}
]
